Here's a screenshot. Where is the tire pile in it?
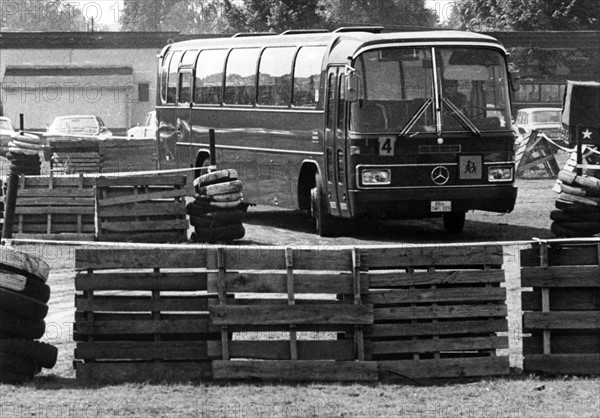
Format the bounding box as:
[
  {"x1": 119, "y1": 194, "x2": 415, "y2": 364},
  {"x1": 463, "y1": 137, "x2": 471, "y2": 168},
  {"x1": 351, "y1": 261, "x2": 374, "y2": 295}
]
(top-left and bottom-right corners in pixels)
[
  {"x1": 551, "y1": 170, "x2": 600, "y2": 237},
  {"x1": 1, "y1": 246, "x2": 58, "y2": 384},
  {"x1": 187, "y1": 169, "x2": 246, "y2": 243},
  {"x1": 7, "y1": 132, "x2": 44, "y2": 176}
]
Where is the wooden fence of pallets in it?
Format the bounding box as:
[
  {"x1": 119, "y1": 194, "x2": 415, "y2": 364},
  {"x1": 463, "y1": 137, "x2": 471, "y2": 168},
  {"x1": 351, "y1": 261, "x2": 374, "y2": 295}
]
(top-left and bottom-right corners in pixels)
[
  {"x1": 99, "y1": 139, "x2": 156, "y2": 173},
  {"x1": 46, "y1": 138, "x2": 101, "y2": 175},
  {"x1": 73, "y1": 245, "x2": 510, "y2": 383},
  {"x1": 12, "y1": 174, "x2": 96, "y2": 240},
  {"x1": 521, "y1": 240, "x2": 600, "y2": 375},
  {"x1": 95, "y1": 174, "x2": 189, "y2": 243}
]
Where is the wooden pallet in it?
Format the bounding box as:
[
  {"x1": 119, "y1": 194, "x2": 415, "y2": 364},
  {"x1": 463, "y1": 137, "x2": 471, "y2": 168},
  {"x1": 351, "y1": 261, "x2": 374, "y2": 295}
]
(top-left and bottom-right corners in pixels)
[
  {"x1": 521, "y1": 240, "x2": 600, "y2": 375},
  {"x1": 364, "y1": 245, "x2": 510, "y2": 381},
  {"x1": 516, "y1": 130, "x2": 560, "y2": 178},
  {"x1": 12, "y1": 174, "x2": 95, "y2": 241},
  {"x1": 95, "y1": 174, "x2": 189, "y2": 243},
  {"x1": 99, "y1": 139, "x2": 157, "y2": 173},
  {"x1": 73, "y1": 245, "x2": 509, "y2": 384},
  {"x1": 51, "y1": 152, "x2": 101, "y2": 174}
]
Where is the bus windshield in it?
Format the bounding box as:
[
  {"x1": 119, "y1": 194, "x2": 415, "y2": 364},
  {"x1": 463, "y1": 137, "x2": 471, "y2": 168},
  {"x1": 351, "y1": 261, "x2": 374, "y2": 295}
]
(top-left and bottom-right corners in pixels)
[{"x1": 350, "y1": 47, "x2": 511, "y2": 135}]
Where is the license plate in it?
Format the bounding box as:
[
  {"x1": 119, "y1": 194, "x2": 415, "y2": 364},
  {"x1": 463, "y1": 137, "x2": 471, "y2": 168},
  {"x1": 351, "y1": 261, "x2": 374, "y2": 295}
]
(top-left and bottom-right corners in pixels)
[{"x1": 431, "y1": 200, "x2": 451, "y2": 213}]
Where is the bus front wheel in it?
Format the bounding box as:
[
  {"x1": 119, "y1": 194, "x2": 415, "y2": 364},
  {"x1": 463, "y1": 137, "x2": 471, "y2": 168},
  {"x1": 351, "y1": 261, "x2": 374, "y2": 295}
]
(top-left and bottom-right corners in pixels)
[
  {"x1": 310, "y1": 174, "x2": 336, "y2": 237},
  {"x1": 443, "y1": 210, "x2": 466, "y2": 233}
]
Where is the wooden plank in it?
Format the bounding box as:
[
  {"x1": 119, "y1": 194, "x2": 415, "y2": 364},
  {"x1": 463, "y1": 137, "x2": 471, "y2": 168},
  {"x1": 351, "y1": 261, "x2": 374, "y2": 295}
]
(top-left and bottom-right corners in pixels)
[
  {"x1": 75, "y1": 318, "x2": 211, "y2": 335},
  {"x1": 12, "y1": 233, "x2": 95, "y2": 241},
  {"x1": 523, "y1": 331, "x2": 600, "y2": 354},
  {"x1": 366, "y1": 246, "x2": 504, "y2": 268},
  {"x1": 213, "y1": 272, "x2": 363, "y2": 294},
  {"x1": 75, "y1": 272, "x2": 208, "y2": 291},
  {"x1": 521, "y1": 245, "x2": 600, "y2": 267},
  {"x1": 75, "y1": 341, "x2": 209, "y2": 360},
  {"x1": 523, "y1": 354, "x2": 600, "y2": 375},
  {"x1": 374, "y1": 304, "x2": 507, "y2": 321},
  {"x1": 207, "y1": 340, "x2": 355, "y2": 361},
  {"x1": 524, "y1": 312, "x2": 600, "y2": 330},
  {"x1": 98, "y1": 189, "x2": 188, "y2": 207},
  {"x1": 15, "y1": 206, "x2": 95, "y2": 215},
  {"x1": 522, "y1": 288, "x2": 600, "y2": 311},
  {"x1": 76, "y1": 361, "x2": 212, "y2": 383},
  {"x1": 98, "y1": 201, "x2": 186, "y2": 218},
  {"x1": 366, "y1": 319, "x2": 508, "y2": 338},
  {"x1": 367, "y1": 287, "x2": 506, "y2": 305},
  {"x1": 368, "y1": 270, "x2": 504, "y2": 288},
  {"x1": 210, "y1": 304, "x2": 373, "y2": 325},
  {"x1": 75, "y1": 295, "x2": 210, "y2": 312},
  {"x1": 99, "y1": 219, "x2": 189, "y2": 232},
  {"x1": 378, "y1": 356, "x2": 509, "y2": 380},
  {"x1": 95, "y1": 175, "x2": 186, "y2": 187},
  {"x1": 15, "y1": 197, "x2": 95, "y2": 206},
  {"x1": 212, "y1": 360, "x2": 378, "y2": 382},
  {"x1": 14, "y1": 224, "x2": 95, "y2": 233},
  {"x1": 367, "y1": 336, "x2": 508, "y2": 356},
  {"x1": 75, "y1": 249, "x2": 209, "y2": 270},
  {"x1": 521, "y1": 266, "x2": 600, "y2": 287},
  {"x1": 96, "y1": 231, "x2": 186, "y2": 243},
  {"x1": 16, "y1": 189, "x2": 95, "y2": 198},
  {"x1": 22, "y1": 177, "x2": 96, "y2": 188}
]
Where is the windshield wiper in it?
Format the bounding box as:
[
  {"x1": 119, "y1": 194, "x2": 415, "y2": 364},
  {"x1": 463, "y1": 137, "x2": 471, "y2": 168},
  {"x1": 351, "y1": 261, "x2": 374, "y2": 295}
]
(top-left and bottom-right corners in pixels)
[
  {"x1": 400, "y1": 98, "x2": 433, "y2": 136},
  {"x1": 442, "y1": 98, "x2": 481, "y2": 136}
]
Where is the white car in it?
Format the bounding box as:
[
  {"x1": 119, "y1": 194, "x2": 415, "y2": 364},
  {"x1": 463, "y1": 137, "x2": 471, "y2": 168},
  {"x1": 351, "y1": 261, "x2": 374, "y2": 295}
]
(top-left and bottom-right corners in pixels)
[
  {"x1": 0, "y1": 116, "x2": 16, "y2": 156},
  {"x1": 46, "y1": 115, "x2": 112, "y2": 139},
  {"x1": 127, "y1": 111, "x2": 157, "y2": 139},
  {"x1": 513, "y1": 107, "x2": 564, "y2": 145}
]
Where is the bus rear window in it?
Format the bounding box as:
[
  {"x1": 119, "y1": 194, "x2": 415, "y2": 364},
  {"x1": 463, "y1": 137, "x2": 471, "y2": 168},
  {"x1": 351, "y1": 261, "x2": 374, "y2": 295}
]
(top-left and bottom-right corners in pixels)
[
  {"x1": 293, "y1": 46, "x2": 325, "y2": 108},
  {"x1": 224, "y1": 48, "x2": 260, "y2": 105},
  {"x1": 167, "y1": 51, "x2": 183, "y2": 104}
]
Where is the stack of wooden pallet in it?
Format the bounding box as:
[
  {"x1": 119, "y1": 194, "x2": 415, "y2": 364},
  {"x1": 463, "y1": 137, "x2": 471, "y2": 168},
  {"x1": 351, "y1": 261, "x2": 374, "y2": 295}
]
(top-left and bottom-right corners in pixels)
[
  {"x1": 46, "y1": 137, "x2": 100, "y2": 175},
  {"x1": 95, "y1": 173, "x2": 189, "y2": 242},
  {"x1": 99, "y1": 139, "x2": 156, "y2": 173}
]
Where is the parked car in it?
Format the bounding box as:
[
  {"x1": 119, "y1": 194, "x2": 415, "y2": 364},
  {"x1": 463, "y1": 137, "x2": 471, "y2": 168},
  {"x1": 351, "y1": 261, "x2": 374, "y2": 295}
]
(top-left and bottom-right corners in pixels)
[
  {"x1": 46, "y1": 115, "x2": 112, "y2": 138},
  {"x1": 0, "y1": 116, "x2": 16, "y2": 156},
  {"x1": 513, "y1": 107, "x2": 564, "y2": 145},
  {"x1": 127, "y1": 111, "x2": 157, "y2": 139}
]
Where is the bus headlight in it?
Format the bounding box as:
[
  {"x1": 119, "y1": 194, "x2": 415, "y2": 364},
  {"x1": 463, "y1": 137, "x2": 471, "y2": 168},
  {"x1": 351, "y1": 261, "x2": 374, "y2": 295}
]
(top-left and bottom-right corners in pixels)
[
  {"x1": 362, "y1": 169, "x2": 391, "y2": 185},
  {"x1": 488, "y1": 166, "x2": 513, "y2": 182}
]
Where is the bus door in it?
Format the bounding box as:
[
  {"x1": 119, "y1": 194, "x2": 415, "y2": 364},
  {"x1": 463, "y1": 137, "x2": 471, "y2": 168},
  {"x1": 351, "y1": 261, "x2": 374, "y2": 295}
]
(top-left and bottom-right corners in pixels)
[
  {"x1": 176, "y1": 69, "x2": 194, "y2": 166},
  {"x1": 324, "y1": 67, "x2": 350, "y2": 218}
]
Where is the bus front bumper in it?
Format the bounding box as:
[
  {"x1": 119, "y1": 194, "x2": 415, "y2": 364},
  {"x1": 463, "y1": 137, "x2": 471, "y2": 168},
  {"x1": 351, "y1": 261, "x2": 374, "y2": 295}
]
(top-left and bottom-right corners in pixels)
[{"x1": 347, "y1": 184, "x2": 518, "y2": 219}]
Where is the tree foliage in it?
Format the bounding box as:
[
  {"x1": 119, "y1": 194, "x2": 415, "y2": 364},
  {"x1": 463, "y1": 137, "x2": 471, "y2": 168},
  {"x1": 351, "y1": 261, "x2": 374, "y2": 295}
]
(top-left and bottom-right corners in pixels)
[
  {"x1": 0, "y1": 0, "x2": 86, "y2": 31},
  {"x1": 455, "y1": 0, "x2": 600, "y2": 31}
]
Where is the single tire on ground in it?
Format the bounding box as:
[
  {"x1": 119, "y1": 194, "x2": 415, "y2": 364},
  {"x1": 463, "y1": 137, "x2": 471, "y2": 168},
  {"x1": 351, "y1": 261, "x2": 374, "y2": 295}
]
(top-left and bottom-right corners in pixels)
[
  {"x1": 0, "y1": 368, "x2": 33, "y2": 384},
  {"x1": 550, "y1": 221, "x2": 581, "y2": 237},
  {"x1": 550, "y1": 209, "x2": 600, "y2": 223},
  {"x1": 193, "y1": 223, "x2": 245, "y2": 243},
  {"x1": 0, "y1": 288, "x2": 49, "y2": 321},
  {"x1": 0, "y1": 351, "x2": 39, "y2": 376},
  {"x1": 189, "y1": 214, "x2": 244, "y2": 229},
  {"x1": 0, "y1": 309, "x2": 46, "y2": 339},
  {"x1": 0, "y1": 339, "x2": 58, "y2": 369}
]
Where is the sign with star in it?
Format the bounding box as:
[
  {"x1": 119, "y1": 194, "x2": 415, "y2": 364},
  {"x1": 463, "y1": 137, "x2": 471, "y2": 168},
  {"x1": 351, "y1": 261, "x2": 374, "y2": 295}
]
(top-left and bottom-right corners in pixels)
[{"x1": 562, "y1": 81, "x2": 600, "y2": 146}]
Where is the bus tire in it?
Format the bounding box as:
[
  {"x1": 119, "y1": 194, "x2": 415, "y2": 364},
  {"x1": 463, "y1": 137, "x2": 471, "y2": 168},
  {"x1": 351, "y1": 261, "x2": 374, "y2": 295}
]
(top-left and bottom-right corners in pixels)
[
  {"x1": 0, "y1": 288, "x2": 49, "y2": 321},
  {"x1": 0, "y1": 309, "x2": 46, "y2": 339},
  {"x1": 311, "y1": 174, "x2": 336, "y2": 237},
  {"x1": 0, "y1": 270, "x2": 51, "y2": 303},
  {"x1": 0, "y1": 339, "x2": 58, "y2": 369},
  {"x1": 443, "y1": 210, "x2": 466, "y2": 233}
]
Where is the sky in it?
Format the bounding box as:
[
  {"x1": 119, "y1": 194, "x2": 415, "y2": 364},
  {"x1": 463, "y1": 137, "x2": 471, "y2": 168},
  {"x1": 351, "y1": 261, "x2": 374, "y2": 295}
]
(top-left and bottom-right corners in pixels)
[{"x1": 76, "y1": 0, "x2": 455, "y2": 29}]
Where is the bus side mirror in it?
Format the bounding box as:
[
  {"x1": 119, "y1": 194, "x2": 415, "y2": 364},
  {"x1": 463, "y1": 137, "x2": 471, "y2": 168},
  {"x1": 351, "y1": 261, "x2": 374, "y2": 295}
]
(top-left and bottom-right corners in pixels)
[
  {"x1": 346, "y1": 74, "x2": 359, "y2": 102},
  {"x1": 508, "y1": 63, "x2": 520, "y2": 92}
]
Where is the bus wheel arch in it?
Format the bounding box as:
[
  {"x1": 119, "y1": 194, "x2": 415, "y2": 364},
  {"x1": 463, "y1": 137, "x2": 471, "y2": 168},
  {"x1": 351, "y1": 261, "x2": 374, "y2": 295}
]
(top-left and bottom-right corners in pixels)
[
  {"x1": 297, "y1": 161, "x2": 319, "y2": 212},
  {"x1": 194, "y1": 150, "x2": 211, "y2": 179}
]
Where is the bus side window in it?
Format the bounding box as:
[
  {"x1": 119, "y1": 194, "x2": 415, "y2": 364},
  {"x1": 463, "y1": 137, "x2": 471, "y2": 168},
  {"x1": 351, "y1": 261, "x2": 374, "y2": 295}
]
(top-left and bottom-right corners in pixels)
[
  {"x1": 160, "y1": 52, "x2": 173, "y2": 104},
  {"x1": 178, "y1": 73, "x2": 192, "y2": 104},
  {"x1": 195, "y1": 49, "x2": 226, "y2": 105},
  {"x1": 293, "y1": 46, "x2": 326, "y2": 108},
  {"x1": 258, "y1": 47, "x2": 295, "y2": 107},
  {"x1": 224, "y1": 48, "x2": 260, "y2": 105},
  {"x1": 167, "y1": 51, "x2": 183, "y2": 104}
]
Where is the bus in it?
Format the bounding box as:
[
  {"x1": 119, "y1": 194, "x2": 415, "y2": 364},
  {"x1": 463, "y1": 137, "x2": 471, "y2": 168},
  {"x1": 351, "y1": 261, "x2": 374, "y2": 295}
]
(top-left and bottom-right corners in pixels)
[{"x1": 156, "y1": 28, "x2": 519, "y2": 236}]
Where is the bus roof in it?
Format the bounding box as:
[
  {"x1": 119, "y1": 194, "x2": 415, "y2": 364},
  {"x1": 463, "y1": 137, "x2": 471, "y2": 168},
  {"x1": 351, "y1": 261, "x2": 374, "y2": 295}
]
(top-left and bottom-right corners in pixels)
[{"x1": 163, "y1": 30, "x2": 506, "y2": 59}]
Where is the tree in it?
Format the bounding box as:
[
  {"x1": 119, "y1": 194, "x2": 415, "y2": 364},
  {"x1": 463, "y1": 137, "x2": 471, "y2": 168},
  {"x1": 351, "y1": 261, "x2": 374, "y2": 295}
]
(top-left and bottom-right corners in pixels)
[
  {"x1": 455, "y1": 0, "x2": 600, "y2": 31},
  {"x1": 0, "y1": 0, "x2": 86, "y2": 31},
  {"x1": 121, "y1": 0, "x2": 181, "y2": 31},
  {"x1": 320, "y1": 0, "x2": 436, "y2": 29}
]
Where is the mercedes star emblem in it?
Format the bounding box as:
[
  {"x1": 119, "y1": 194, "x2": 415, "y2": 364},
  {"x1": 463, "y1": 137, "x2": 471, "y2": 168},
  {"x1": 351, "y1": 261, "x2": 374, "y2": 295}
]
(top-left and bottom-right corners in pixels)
[{"x1": 431, "y1": 166, "x2": 450, "y2": 185}]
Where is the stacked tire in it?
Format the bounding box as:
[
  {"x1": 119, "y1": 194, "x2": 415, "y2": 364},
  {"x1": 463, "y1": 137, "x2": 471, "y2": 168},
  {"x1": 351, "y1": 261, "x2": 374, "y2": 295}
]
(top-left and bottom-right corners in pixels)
[
  {"x1": 551, "y1": 170, "x2": 600, "y2": 237},
  {"x1": 187, "y1": 169, "x2": 246, "y2": 243},
  {"x1": 7, "y1": 132, "x2": 44, "y2": 176},
  {"x1": 1, "y1": 246, "x2": 57, "y2": 384}
]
